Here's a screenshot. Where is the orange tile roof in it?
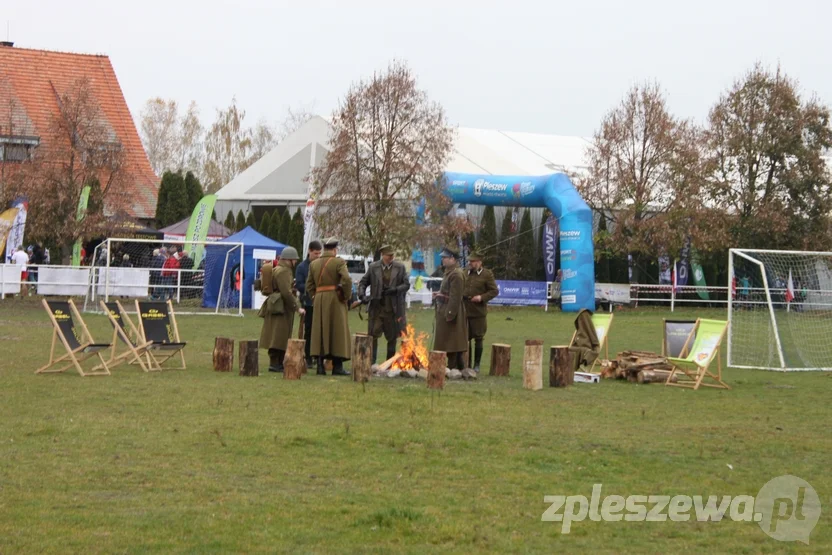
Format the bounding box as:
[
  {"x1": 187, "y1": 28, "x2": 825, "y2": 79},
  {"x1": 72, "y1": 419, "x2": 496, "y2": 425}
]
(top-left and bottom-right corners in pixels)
[{"x1": 0, "y1": 45, "x2": 158, "y2": 219}]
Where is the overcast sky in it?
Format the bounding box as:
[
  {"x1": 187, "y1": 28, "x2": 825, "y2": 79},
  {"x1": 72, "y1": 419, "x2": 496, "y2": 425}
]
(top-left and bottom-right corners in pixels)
[{"x1": 5, "y1": 0, "x2": 831, "y2": 137}]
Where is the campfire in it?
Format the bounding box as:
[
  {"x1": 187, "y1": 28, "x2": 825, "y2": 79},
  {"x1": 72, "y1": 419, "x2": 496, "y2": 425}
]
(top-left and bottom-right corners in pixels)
[{"x1": 390, "y1": 325, "x2": 430, "y2": 371}]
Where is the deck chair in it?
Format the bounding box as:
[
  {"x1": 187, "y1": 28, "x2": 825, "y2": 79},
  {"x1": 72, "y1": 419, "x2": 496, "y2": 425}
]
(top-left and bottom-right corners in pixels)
[
  {"x1": 570, "y1": 312, "x2": 614, "y2": 373},
  {"x1": 135, "y1": 300, "x2": 187, "y2": 370},
  {"x1": 662, "y1": 319, "x2": 697, "y2": 358},
  {"x1": 100, "y1": 301, "x2": 157, "y2": 372},
  {"x1": 37, "y1": 299, "x2": 111, "y2": 377},
  {"x1": 665, "y1": 318, "x2": 730, "y2": 390}
]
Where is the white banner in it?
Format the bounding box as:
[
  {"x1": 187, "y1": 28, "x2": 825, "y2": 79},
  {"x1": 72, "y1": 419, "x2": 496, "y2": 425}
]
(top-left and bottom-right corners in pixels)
[
  {"x1": 0, "y1": 264, "x2": 22, "y2": 295},
  {"x1": 595, "y1": 283, "x2": 631, "y2": 304},
  {"x1": 38, "y1": 267, "x2": 91, "y2": 296},
  {"x1": 96, "y1": 268, "x2": 150, "y2": 297},
  {"x1": 4, "y1": 202, "x2": 27, "y2": 263},
  {"x1": 301, "y1": 197, "x2": 316, "y2": 255}
]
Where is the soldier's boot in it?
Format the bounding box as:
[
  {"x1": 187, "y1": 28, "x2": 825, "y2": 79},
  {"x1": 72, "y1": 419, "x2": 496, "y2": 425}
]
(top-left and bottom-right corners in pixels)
[
  {"x1": 268, "y1": 349, "x2": 284, "y2": 373},
  {"x1": 474, "y1": 340, "x2": 484, "y2": 373},
  {"x1": 372, "y1": 338, "x2": 379, "y2": 366},
  {"x1": 332, "y1": 357, "x2": 351, "y2": 376},
  {"x1": 455, "y1": 352, "x2": 466, "y2": 371},
  {"x1": 316, "y1": 357, "x2": 326, "y2": 376},
  {"x1": 386, "y1": 341, "x2": 397, "y2": 362},
  {"x1": 305, "y1": 356, "x2": 314, "y2": 369}
]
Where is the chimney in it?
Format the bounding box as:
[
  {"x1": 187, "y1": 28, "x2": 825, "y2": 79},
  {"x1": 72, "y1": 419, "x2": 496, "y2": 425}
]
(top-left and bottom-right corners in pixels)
[{"x1": 0, "y1": 41, "x2": 13, "y2": 47}]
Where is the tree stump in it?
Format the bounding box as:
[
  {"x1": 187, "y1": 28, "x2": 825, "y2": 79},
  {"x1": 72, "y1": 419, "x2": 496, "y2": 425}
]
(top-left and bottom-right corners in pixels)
[
  {"x1": 239, "y1": 340, "x2": 259, "y2": 377},
  {"x1": 352, "y1": 333, "x2": 373, "y2": 383},
  {"x1": 549, "y1": 346, "x2": 574, "y2": 387},
  {"x1": 427, "y1": 351, "x2": 447, "y2": 390},
  {"x1": 523, "y1": 339, "x2": 544, "y2": 390},
  {"x1": 489, "y1": 344, "x2": 511, "y2": 376},
  {"x1": 213, "y1": 337, "x2": 234, "y2": 372},
  {"x1": 283, "y1": 339, "x2": 306, "y2": 380}
]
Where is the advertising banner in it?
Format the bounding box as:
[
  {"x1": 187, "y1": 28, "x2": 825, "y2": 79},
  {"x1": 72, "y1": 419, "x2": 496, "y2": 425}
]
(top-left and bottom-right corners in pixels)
[
  {"x1": 543, "y1": 214, "x2": 558, "y2": 282},
  {"x1": 184, "y1": 194, "x2": 217, "y2": 267},
  {"x1": 71, "y1": 186, "x2": 92, "y2": 267},
  {"x1": 4, "y1": 199, "x2": 27, "y2": 263},
  {"x1": 490, "y1": 280, "x2": 548, "y2": 307}
]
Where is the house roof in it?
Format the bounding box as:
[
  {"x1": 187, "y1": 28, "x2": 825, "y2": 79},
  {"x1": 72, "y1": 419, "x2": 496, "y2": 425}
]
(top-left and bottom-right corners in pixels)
[
  {"x1": 0, "y1": 44, "x2": 158, "y2": 218},
  {"x1": 214, "y1": 116, "x2": 592, "y2": 201}
]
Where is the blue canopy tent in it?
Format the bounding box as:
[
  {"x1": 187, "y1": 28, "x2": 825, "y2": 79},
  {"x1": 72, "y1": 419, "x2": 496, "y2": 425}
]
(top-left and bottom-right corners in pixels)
[{"x1": 202, "y1": 226, "x2": 287, "y2": 309}]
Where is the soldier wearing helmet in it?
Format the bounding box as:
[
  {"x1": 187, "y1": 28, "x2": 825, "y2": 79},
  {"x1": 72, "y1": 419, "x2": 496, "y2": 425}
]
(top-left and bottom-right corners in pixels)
[{"x1": 257, "y1": 246, "x2": 305, "y2": 372}]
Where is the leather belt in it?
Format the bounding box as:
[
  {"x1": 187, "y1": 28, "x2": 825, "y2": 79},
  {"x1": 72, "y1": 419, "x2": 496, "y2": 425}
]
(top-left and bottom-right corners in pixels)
[{"x1": 317, "y1": 285, "x2": 337, "y2": 292}]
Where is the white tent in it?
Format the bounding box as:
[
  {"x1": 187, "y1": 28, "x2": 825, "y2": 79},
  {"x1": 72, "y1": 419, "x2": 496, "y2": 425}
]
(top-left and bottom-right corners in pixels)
[{"x1": 214, "y1": 115, "x2": 592, "y2": 219}]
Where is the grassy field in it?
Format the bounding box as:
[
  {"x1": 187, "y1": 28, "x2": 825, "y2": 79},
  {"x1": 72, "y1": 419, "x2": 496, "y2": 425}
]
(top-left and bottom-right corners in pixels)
[{"x1": 0, "y1": 299, "x2": 830, "y2": 553}]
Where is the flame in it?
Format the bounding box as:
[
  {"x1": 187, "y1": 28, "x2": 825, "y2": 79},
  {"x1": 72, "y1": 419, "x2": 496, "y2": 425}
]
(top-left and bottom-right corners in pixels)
[{"x1": 391, "y1": 324, "x2": 430, "y2": 370}]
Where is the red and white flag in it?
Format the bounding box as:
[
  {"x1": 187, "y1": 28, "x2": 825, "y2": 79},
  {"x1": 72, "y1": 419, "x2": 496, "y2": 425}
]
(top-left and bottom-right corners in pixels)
[{"x1": 785, "y1": 269, "x2": 795, "y2": 303}]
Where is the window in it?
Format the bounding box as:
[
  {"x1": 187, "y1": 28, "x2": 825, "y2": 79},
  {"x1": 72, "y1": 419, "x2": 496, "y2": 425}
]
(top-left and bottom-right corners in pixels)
[{"x1": 0, "y1": 135, "x2": 39, "y2": 162}]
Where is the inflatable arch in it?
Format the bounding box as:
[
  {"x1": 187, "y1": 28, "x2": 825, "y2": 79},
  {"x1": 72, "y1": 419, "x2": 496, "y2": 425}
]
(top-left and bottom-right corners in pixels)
[{"x1": 441, "y1": 172, "x2": 595, "y2": 312}]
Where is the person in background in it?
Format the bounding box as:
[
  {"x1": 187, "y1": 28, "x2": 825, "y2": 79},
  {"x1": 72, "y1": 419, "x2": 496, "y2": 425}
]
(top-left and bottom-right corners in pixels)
[
  {"x1": 121, "y1": 254, "x2": 133, "y2": 268},
  {"x1": 179, "y1": 251, "x2": 194, "y2": 298},
  {"x1": 294, "y1": 240, "x2": 323, "y2": 370},
  {"x1": 161, "y1": 246, "x2": 180, "y2": 300},
  {"x1": 11, "y1": 245, "x2": 29, "y2": 296}
]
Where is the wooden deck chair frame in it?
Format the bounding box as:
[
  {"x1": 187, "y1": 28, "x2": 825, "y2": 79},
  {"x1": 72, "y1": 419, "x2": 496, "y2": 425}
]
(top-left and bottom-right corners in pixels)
[
  {"x1": 665, "y1": 318, "x2": 730, "y2": 390},
  {"x1": 37, "y1": 298, "x2": 111, "y2": 377},
  {"x1": 662, "y1": 319, "x2": 697, "y2": 358},
  {"x1": 569, "y1": 313, "x2": 614, "y2": 373},
  {"x1": 100, "y1": 300, "x2": 158, "y2": 372},
  {"x1": 135, "y1": 300, "x2": 187, "y2": 370}
]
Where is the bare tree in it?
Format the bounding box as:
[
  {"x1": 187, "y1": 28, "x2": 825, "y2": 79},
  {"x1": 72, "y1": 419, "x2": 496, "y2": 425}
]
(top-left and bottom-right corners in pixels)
[
  {"x1": 139, "y1": 98, "x2": 179, "y2": 177},
  {"x1": 311, "y1": 60, "x2": 460, "y2": 257},
  {"x1": 202, "y1": 97, "x2": 254, "y2": 193},
  {"x1": 276, "y1": 104, "x2": 314, "y2": 141},
  {"x1": 241, "y1": 118, "x2": 277, "y2": 172},
  {"x1": 177, "y1": 100, "x2": 204, "y2": 177},
  {"x1": 580, "y1": 83, "x2": 718, "y2": 282}
]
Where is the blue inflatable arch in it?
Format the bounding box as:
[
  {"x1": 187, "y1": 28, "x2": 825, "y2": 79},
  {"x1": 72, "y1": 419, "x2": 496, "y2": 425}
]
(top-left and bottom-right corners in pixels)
[{"x1": 441, "y1": 172, "x2": 595, "y2": 312}]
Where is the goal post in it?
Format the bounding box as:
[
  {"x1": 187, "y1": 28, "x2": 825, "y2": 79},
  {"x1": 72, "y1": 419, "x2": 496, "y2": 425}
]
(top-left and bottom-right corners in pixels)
[
  {"x1": 83, "y1": 238, "x2": 245, "y2": 316},
  {"x1": 728, "y1": 248, "x2": 832, "y2": 371}
]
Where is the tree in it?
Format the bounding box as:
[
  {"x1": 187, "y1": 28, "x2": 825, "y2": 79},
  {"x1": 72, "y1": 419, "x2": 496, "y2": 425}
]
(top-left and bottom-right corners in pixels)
[
  {"x1": 580, "y1": 82, "x2": 708, "y2": 283},
  {"x1": 245, "y1": 210, "x2": 256, "y2": 230},
  {"x1": 203, "y1": 97, "x2": 254, "y2": 193},
  {"x1": 224, "y1": 210, "x2": 236, "y2": 233},
  {"x1": 268, "y1": 210, "x2": 282, "y2": 241},
  {"x1": 496, "y1": 209, "x2": 515, "y2": 278},
  {"x1": 278, "y1": 209, "x2": 291, "y2": 243},
  {"x1": 478, "y1": 205, "x2": 499, "y2": 270},
  {"x1": 259, "y1": 211, "x2": 272, "y2": 236},
  {"x1": 184, "y1": 171, "x2": 203, "y2": 215},
  {"x1": 515, "y1": 209, "x2": 535, "y2": 279},
  {"x1": 7, "y1": 77, "x2": 128, "y2": 255},
  {"x1": 289, "y1": 208, "x2": 304, "y2": 252},
  {"x1": 235, "y1": 209, "x2": 246, "y2": 232},
  {"x1": 705, "y1": 64, "x2": 832, "y2": 251},
  {"x1": 311, "y1": 60, "x2": 460, "y2": 256},
  {"x1": 240, "y1": 119, "x2": 276, "y2": 172},
  {"x1": 276, "y1": 105, "x2": 314, "y2": 142},
  {"x1": 178, "y1": 101, "x2": 204, "y2": 176},
  {"x1": 140, "y1": 98, "x2": 179, "y2": 177},
  {"x1": 154, "y1": 171, "x2": 189, "y2": 227}
]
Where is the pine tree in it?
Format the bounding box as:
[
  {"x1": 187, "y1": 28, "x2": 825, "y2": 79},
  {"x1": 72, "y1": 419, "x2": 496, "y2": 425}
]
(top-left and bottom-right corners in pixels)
[
  {"x1": 537, "y1": 208, "x2": 552, "y2": 281},
  {"x1": 259, "y1": 211, "x2": 272, "y2": 236},
  {"x1": 279, "y1": 209, "x2": 291, "y2": 243},
  {"x1": 290, "y1": 208, "x2": 304, "y2": 252},
  {"x1": 268, "y1": 210, "x2": 281, "y2": 241},
  {"x1": 154, "y1": 171, "x2": 188, "y2": 227},
  {"x1": 516, "y1": 209, "x2": 535, "y2": 280},
  {"x1": 184, "y1": 171, "x2": 204, "y2": 215},
  {"x1": 224, "y1": 210, "x2": 236, "y2": 232},
  {"x1": 245, "y1": 210, "x2": 256, "y2": 230},
  {"x1": 235, "y1": 210, "x2": 246, "y2": 232},
  {"x1": 478, "y1": 205, "x2": 498, "y2": 271},
  {"x1": 497, "y1": 209, "x2": 514, "y2": 278}
]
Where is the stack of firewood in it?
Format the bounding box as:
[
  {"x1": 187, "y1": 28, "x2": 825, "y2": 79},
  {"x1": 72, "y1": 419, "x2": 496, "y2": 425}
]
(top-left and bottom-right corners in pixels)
[{"x1": 600, "y1": 350, "x2": 677, "y2": 384}]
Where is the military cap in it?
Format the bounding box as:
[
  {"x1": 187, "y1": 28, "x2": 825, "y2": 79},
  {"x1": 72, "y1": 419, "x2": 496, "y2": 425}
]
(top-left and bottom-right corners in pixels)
[
  {"x1": 467, "y1": 251, "x2": 483, "y2": 262},
  {"x1": 379, "y1": 245, "x2": 394, "y2": 255},
  {"x1": 439, "y1": 246, "x2": 459, "y2": 259},
  {"x1": 323, "y1": 237, "x2": 339, "y2": 248}
]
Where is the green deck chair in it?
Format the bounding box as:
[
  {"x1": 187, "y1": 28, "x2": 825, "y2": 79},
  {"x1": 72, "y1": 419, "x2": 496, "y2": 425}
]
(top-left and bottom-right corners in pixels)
[
  {"x1": 665, "y1": 318, "x2": 730, "y2": 390},
  {"x1": 569, "y1": 312, "x2": 614, "y2": 373}
]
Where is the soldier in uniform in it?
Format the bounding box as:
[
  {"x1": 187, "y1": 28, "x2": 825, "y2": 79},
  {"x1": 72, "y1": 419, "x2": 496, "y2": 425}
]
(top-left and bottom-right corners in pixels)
[
  {"x1": 256, "y1": 246, "x2": 304, "y2": 372},
  {"x1": 357, "y1": 245, "x2": 410, "y2": 365},
  {"x1": 294, "y1": 240, "x2": 323, "y2": 368},
  {"x1": 433, "y1": 246, "x2": 468, "y2": 372},
  {"x1": 306, "y1": 237, "x2": 352, "y2": 376},
  {"x1": 463, "y1": 251, "x2": 499, "y2": 372}
]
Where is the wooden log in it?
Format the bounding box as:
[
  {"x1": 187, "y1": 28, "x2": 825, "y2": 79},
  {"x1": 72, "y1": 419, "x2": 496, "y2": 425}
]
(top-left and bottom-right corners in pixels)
[
  {"x1": 637, "y1": 369, "x2": 678, "y2": 384},
  {"x1": 283, "y1": 339, "x2": 306, "y2": 380},
  {"x1": 238, "y1": 340, "x2": 259, "y2": 377},
  {"x1": 378, "y1": 353, "x2": 402, "y2": 371},
  {"x1": 352, "y1": 334, "x2": 373, "y2": 383},
  {"x1": 549, "y1": 346, "x2": 574, "y2": 387},
  {"x1": 427, "y1": 351, "x2": 447, "y2": 390},
  {"x1": 489, "y1": 344, "x2": 511, "y2": 376},
  {"x1": 523, "y1": 339, "x2": 544, "y2": 391},
  {"x1": 213, "y1": 337, "x2": 234, "y2": 372}
]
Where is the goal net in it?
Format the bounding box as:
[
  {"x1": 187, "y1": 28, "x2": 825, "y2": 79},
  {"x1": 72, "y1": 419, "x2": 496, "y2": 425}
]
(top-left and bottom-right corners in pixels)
[
  {"x1": 82, "y1": 238, "x2": 245, "y2": 316},
  {"x1": 728, "y1": 249, "x2": 832, "y2": 371}
]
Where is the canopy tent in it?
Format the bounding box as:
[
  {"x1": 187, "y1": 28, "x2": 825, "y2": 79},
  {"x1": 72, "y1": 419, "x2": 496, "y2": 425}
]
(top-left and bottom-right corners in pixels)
[
  {"x1": 159, "y1": 217, "x2": 231, "y2": 241},
  {"x1": 106, "y1": 214, "x2": 164, "y2": 240},
  {"x1": 202, "y1": 226, "x2": 287, "y2": 309}
]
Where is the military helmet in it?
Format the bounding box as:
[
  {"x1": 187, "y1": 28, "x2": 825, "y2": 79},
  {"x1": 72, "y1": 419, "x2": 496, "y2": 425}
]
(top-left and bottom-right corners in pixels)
[{"x1": 280, "y1": 246, "x2": 300, "y2": 260}]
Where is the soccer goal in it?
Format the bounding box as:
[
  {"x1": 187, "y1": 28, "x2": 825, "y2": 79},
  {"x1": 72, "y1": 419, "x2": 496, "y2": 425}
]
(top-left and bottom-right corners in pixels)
[
  {"x1": 728, "y1": 249, "x2": 832, "y2": 371},
  {"x1": 82, "y1": 238, "x2": 245, "y2": 316}
]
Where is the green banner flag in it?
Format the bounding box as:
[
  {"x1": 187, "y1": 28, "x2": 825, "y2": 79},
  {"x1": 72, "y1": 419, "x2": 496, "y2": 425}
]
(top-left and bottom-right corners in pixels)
[
  {"x1": 71, "y1": 185, "x2": 92, "y2": 267},
  {"x1": 185, "y1": 194, "x2": 217, "y2": 267},
  {"x1": 690, "y1": 249, "x2": 709, "y2": 300}
]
